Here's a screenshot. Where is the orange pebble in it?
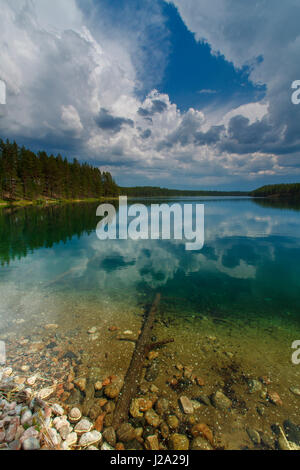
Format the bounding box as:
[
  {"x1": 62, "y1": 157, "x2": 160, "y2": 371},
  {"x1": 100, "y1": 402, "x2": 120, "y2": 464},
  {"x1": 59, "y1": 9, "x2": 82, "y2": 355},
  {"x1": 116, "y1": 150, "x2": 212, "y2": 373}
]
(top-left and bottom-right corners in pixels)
[{"x1": 94, "y1": 413, "x2": 106, "y2": 432}]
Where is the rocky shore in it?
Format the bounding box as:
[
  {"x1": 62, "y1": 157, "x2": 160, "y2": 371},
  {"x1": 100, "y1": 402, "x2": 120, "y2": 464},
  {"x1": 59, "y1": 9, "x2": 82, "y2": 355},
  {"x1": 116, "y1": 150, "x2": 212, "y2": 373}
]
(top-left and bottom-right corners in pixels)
[
  {"x1": 1, "y1": 358, "x2": 300, "y2": 451},
  {"x1": 1, "y1": 319, "x2": 300, "y2": 451}
]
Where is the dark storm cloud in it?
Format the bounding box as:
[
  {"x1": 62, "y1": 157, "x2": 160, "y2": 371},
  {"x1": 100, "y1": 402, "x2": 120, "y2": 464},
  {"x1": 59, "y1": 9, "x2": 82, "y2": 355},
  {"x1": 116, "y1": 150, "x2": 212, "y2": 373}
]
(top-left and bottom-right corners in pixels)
[
  {"x1": 218, "y1": 114, "x2": 300, "y2": 156},
  {"x1": 138, "y1": 99, "x2": 167, "y2": 117},
  {"x1": 140, "y1": 129, "x2": 152, "y2": 139},
  {"x1": 95, "y1": 108, "x2": 134, "y2": 133},
  {"x1": 194, "y1": 125, "x2": 225, "y2": 145}
]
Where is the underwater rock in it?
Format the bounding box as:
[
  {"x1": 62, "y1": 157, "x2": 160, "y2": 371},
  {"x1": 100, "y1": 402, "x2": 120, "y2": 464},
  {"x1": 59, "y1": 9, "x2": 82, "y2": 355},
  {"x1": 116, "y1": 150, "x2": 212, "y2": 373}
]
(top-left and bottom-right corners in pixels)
[
  {"x1": 290, "y1": 386, "x2": 300, "y2": 397},
  {"x1": 169, "y1": 433, "x2": 189, "y2": 450},
  {"x1": 68, "y1": 407, "x2": 82, "y2": 423},
  {"x1": 117, "y1": 423, "x2": 136, "y2": 442},
  {"x1": 145, "y1": 435, "x2": 160, "y2": 450},
  {"x1": 283, "y1": 420, "x2": 300, "y2": 446},
  {"x1": 22, "y1": 437, "x2": 40, "y2": 450},
  {"x1": 145, "y1": 409, "x2": 160, "y2": 428},
  {"x1": 247, "y1": 379, "x2": 262, "y2": 394},
  {"x1": 74, "y1": 378, "x2": 86, "y2": 392},
  {"x1": 104, "y1": 376, "x2": 124, "y2": 399},
  {"x1": 74, "y1": 419, "x2": 93, "y2": 434},
  {"x1": 191, "y1": 423, "x2": 214, "y2": 446},
  {"x1": 167, "y1": 415, "x2": 179, "y2": 430},
  {"x1": 145, "y1": 360, "x2": 160, "y2": 382},
  {"x1": 268, "y1": 391, "x2": 283, "y2": 406},
  {"x1": 155, "y1": 398, "x2": 169, "y2": 416},
  {"x1": 191, "y1": 436, "x2": 213, "y2": 450},
  {"x1": 179, "y1": 396, "x2": 194, "y2": 414},
  {"x1": 246, "y1": 428, "x2": 261, "y2": 445},
  {"x1": 211, "y1": 391, "x2": 232, "y2": 411},
  {"x1": 79, "y1": 430, "x2": 102, "y2": 447},
  {"x1": 102, "y1": 427, "x2": 116, "y2": 447},
  {"x1": 130, "y1": 399, "x2": 143, "y2": 419}
]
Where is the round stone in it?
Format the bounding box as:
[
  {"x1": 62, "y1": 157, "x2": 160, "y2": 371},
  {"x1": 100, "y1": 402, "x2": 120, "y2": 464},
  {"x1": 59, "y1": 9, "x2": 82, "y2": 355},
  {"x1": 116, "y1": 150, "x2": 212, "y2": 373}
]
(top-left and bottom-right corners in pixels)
[
  {"x1": 75, "y1": 418, "x2": 93, "y2": 434},
  {"x1": 79, "y1": 430, "x2": 102, "y2": 447},
  {"x1": 22, "y1": 437, "x2": 40, "y2": 450},
  {"x1": 169, "y1": 433, "x2": 190, "y2": 450}
]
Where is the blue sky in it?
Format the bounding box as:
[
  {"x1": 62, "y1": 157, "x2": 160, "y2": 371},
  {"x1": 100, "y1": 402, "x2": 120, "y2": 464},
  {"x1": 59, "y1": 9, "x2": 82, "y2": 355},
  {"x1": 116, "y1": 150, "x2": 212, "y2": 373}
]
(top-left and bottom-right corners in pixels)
[
  {"x1": 159, "y1": 2, "x2": 265, "y2": 112},
  {"x1": 0, "y1": 0, "x2": 299, "y2": 190}
]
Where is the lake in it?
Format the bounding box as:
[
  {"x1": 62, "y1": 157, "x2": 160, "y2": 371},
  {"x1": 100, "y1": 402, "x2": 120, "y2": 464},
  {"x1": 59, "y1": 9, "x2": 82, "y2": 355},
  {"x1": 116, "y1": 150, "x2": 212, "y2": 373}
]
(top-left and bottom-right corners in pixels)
[{"x1": 1, "y1": 197, "x2": 300, "y2": 449}]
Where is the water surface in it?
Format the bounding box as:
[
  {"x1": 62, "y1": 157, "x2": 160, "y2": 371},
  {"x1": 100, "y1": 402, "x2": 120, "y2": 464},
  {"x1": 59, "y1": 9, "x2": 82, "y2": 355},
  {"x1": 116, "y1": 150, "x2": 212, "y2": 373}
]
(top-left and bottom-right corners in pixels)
[{"x1": 1, "y1": 197, "x2": 300, "y2": 448}]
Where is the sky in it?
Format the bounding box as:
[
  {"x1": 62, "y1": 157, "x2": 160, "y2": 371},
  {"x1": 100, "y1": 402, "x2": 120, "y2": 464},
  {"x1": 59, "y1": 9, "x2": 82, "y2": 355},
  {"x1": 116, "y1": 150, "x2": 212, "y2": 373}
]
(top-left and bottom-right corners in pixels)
[{"x1": 0, "y1": 0, "x2": 300, "y2": 191}]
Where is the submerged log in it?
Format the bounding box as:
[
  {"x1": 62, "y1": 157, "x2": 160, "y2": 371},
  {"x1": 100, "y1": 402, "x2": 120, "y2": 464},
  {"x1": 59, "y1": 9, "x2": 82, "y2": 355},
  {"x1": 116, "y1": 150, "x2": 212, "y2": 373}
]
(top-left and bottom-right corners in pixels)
[{"x1": 113, "y1": 293, "x2": 166, "y2": 429}]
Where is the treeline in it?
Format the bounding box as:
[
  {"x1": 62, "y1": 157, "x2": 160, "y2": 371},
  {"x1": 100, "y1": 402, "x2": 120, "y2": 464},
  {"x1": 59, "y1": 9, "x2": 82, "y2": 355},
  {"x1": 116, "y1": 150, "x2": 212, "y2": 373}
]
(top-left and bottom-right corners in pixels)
[
  {"x1": 251, "y1": 183, "x2": 300, "y2": 198},
  {"x1": 0, "y1": 203, "x2": 104, "y2": 265},
  {"x1": 0, "y1": 139, "x2": 119, "y2": 201},
  {"x1": 119, "y1": 186, "x2": 248, "y2": 197}
]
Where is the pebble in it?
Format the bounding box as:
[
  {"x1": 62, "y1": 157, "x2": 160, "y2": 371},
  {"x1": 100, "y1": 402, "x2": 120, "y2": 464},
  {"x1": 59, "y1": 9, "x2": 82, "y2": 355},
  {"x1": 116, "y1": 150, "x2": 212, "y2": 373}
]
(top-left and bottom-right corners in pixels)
[
  {"x1": 116, "y1": 423, "x2": 136, "y2": 442},
  {"x1": 130, "y1": 399, "x2": 143, "y2": 418},
  {"x1": 37, "y1": 387, "x2": 55, "y2": 400},
  {"x1": 5, "y1": 417, "x2": 20, "y2": 442},
  {"x1": 75, "y1": 419, "x2": 93, "y2": 434},
  {"x1": 145, "y1": 409, "x2": 160, "y2": 428},
  {"x1": 44, "y1": 324, "x2": 59, "y2": 330},
  {"x1": 57, "y1": 421, "x2": 70, "y2": 438},
  {"x1": 48, "y1": 428, "x2": 61, "y2": 446},
  {"x1": 65, "y1": 432, "x2": 78, "y2": 446},
  {"x1": 19, "y1": 427, "x2": 39, "y2": 444},
  {"x1": 88, "y1": 327, "x2": 97, "y2": 334},
  {"x1": 21, "y1": 409, "x2": 33, "y2": 426},
  {"x1": 283, "y1": 420, "x2": 300, "y2": 446},
  {"x1": 79, "y1": 430, "x2": 102, "y2": 447},
  {"x1": 268, "y1": 391, "x2": 283, "y2": 406},
  {"x1": 89, "y1": 334, "x2": 99, "y2": 341},
  {"x1": 27, "y1": 376, "x2": 37, "y2": 386},
  {"x1": 102, "y1": 427, "x2": 116, "y2": 447},
  {"x1": 246, "y1": 428, "x2": 261, "y2": 445},
  {"x1": 169, "y1": 433, "x2": 190, "y2": 450},
  {"x1": 69, "y1": 408, "x2": 82, "y2": 423},
  {"x1": 155, "y1": 398, "x2": 169, "y2": 415},
  {"x1": 101, "y1": 442, "x2": 114, "y2": 450},
  {"x1": 191, "y1": 436, "x2": 213, "y2": 450},
  {"x1": 247, "y1": 379, "x2": 262, "y2": 394},
  {"x1": 167, "y1": 415, "x2": 179, "y2": 430},
  {"x1": 104, "y1": 377, "x2": 124, "y2": 399},
  {"x1": 146, "y1": 435, "x2": 160, "y2": 450},
  {"x1": 22, "y1": 437, "x2": 41, "y2": 450},
  {"x1": 289, "y1": 386, "x2": 300, "y2": 397},
  {"x1": 52, "y1": 404, "x2": 64, "y2": 416},
  {"x1": 179, "y1": 396, "x2": 194, "y2": 414},
  {"x1": 74, "y1": 378, "x2": 86, "y2": 392},
  {"x1": 94, "y1": 381, "x2": 103, "y2": 391},
  {"x1": 191, "y1": 423, "x2": 213, "y2": 446},
  {"x1": 211, "y1": 391, "x2": 232, "y2": 410}
]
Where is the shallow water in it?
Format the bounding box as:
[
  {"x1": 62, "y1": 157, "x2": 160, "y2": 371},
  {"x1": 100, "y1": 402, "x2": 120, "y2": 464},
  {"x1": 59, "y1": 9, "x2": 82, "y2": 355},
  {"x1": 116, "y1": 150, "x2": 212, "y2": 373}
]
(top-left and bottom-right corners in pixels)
[{"x1": 1, "y1": 197, "x2": 300, "y2": 448}]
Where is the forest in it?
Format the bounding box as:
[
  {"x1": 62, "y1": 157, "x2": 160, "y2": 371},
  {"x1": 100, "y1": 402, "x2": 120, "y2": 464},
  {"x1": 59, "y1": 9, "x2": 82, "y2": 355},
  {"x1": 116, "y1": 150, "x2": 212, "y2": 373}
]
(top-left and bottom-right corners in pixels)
[
  {"x1": 251, "y1": 183, "x2": 300, "y2": 198},
  {"x1": 0, "y1": 139, "x2": 119, "y2": 201},
  {"x1": 119, "y1": 186, "x2": 248, "y2": 197},
  {"x1": 1, "y1": 138, "x2": 300, "y2": 203}
]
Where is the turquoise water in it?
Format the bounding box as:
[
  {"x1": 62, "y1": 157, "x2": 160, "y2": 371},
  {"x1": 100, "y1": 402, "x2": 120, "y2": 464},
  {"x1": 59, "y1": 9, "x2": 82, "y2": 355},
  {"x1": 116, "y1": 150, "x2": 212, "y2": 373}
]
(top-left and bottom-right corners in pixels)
[
  {"x1": 1, "y1": 197, "x2": 300, "y2": 333},
  {"x1": 2, "y1": 197, "x2": 300, "y2": 449}
]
